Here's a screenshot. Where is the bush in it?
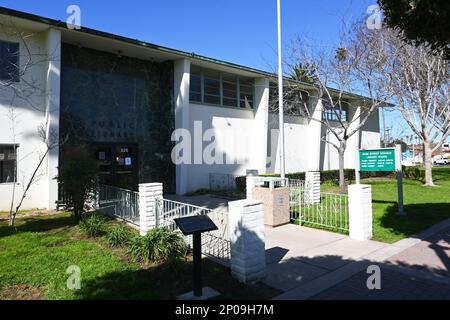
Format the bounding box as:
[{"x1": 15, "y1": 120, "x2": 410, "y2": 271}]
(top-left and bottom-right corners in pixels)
[
  {"x1": 404, "y1": 166, "x2": 424, "y2": 181},
  {"x1": 128, "y1": 228, "x2": 187, "y2": 264},
  {"x1": 105, "y1": 224, "x2": 131, "y2": 247},
  {"x1": 79, "y1": 213, "x2": 106, "y2": 237},
  {"x1": 58, "y1": 145, "x2": 99, "y2": 221},
  {"x1": 235, "y1": 169, "x2": 393, "y2": 189},
  {"x1": 235, "y1": 176, "x2": 247, "y2": 193}
]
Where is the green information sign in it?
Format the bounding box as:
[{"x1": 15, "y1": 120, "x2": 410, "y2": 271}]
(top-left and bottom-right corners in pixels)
[{"x1": 359, "y1": 149, "x2": 396, "y2": 172}]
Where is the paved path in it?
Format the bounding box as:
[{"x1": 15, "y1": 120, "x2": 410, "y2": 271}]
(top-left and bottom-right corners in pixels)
[
  {"x1": 264, "y1": 224, "x2": 388, "y2": 293},
  {"x1": 275, "y1": 219, "x2": 450, "y2": 300}
]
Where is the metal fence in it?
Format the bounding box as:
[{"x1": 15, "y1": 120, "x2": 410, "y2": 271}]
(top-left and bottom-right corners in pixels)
[
  {"x1": 156, "y1": 198, "x2": 230, "y2": 265},
  {"x1": 97, "y1": 184, "x2": 140, "y2": 226},
  {"x1": 289, "y1": 180, "x2": 349, "y2": 233}
]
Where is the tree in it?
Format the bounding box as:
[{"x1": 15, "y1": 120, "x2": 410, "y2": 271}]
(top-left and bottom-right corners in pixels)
[
  {"x1": 1, "y1": 18, "x2": 63, "y2": 225},
  {"x1": 366, "y1": 26, "x2": 450, "y2": 186},
  {"x1": 58, "y1": 145, "x2": 98, "y2": 222},
  {"x1": 273, "y1": 22, "x2": 391, "y2": 193},
  {"x1": 378, "y1": 0, "x2": 450, "y2": 60}
]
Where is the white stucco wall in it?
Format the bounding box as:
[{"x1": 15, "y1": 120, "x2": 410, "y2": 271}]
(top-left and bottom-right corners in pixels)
[
  {"x1": 186, "y1": 103, "x2": 259, "y2": 192},
  {"x1": 0, "y1": 26, "x2": 60, "y2": 211}
]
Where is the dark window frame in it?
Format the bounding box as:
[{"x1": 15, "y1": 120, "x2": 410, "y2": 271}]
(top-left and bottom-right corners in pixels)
[
  {"x1": 322, "y1": 102, "x2": 349, "y2": 122},
  {"x1": 0, "y1": 144, "x2": 18, "y2": 184},
  {"x1": 189, "y1": 66, "x2": 254, "y2": 110},
  {"x1": 0, "y1": 41, "x2": 20, "y2": 83}
]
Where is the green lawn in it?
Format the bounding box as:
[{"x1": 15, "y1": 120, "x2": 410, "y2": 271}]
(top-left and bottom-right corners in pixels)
[
  {"x1": 0, "y1": 213, "x2": 278, "y2": 300},
  {"x1": 322, "y1": 167, "x2": 450, "y2": 243}
]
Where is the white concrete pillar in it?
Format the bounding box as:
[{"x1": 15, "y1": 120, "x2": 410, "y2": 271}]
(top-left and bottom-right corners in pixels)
[
  {"x1": 308, "y1": 98, "x2": 323, "y2": 171},
  {"x1": 174, "y1": 59, "x2": 191, "y2": 195},
  {"x1": 253, "y1": 78, "x2": 269, "y2": 174},
  {"x1": 348, "y1": 184, "x2": 373, "y2": 241},
  {"x1": 305, "y1": 171, "x2": 320, "y2": 204},
  {"x1": 228, "y1": 199, "x2": 266, "y2": 283},
  {"x1": 45, "y1": 28, "x2": 61, "y2": 210},
  {"x1": 139, "y1": 183, "x2": 163, "y2": 236},
  {"x1": 246, "y1": 176, "x2": 257, "y2": 200}
]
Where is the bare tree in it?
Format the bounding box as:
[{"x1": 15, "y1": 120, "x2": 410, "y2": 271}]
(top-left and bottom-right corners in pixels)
[
  {"x1": 367, "y1": 27, "x2": 450, "y2": 186},
  {"x1": 272, "y1": 21, "x2": 391, "y2": 193},
  {"x1": 0, "y1": 18, "x2": 61, "y2": 225}
]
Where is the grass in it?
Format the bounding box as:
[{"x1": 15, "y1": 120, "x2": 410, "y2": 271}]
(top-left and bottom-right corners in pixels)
[
  {"x1": 0, "y1": 209, "x2": 47, "y2": 219},
  {"x1": 0, "y1": 213, "x2": 279, "y2": 300},
  {"x1": 320, "y1": 167, "x2": 450, "y2": 243}
]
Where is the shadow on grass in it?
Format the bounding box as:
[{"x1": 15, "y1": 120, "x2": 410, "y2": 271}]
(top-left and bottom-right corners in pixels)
[
  {"x1": 0, "y1": 214, "x2": 77, "y2": 239},
  {"x1": 75, "y1": 257, "x2": 278, "y2": 300},
  {"x1": 379, "y1": 203, "x2": 450, "y2": 239}
]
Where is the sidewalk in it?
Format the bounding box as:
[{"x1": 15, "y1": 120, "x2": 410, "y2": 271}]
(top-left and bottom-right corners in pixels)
[{"x1": 274, "y1": 218, "x2": 450, "y2": 300}]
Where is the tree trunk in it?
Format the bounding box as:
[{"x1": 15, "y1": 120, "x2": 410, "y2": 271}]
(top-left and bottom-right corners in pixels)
[
  {"x1": 338, "y1": 143, "x2": 346, "y2": 194},
  {"x1": 423, "y1": 141, "x2": 434, "y2": 186}
]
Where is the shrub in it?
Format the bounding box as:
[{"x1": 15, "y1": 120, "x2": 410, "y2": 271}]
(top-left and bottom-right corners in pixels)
[
  {"x1": 105, "y1": 224, "x2": 131, "y2": 247},
  {"x1": 128, "y1": 228, "x2": 187, "y2": 264},
  {"x1": 58, "y1": 145, "x2": 99, "y2": 222},
  {"x1": 404, "y1": 166, "x2": 423, "y2": 181},
  {"x1": 79, "y1": 213, "x2": 106, "y2": 237},
  {"x1": 235, "y1": 176, "x2": 247, "y2": 193}
]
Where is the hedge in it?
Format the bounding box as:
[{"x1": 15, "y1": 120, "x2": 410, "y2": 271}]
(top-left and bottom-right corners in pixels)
[{"x1": 235, "y1": 169, "x2": 394, "y2": 193}]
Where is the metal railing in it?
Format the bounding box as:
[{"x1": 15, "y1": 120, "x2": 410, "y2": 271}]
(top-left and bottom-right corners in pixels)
[
  {"x1": 289, "y1": 180, "x2": 349, "y2": 233},
  {"x1": 97, "y1": 184, "x2": 140, "y2": 225},
  {"x1": 156, "y1": 198, "x2": 230, "y2": 264}
]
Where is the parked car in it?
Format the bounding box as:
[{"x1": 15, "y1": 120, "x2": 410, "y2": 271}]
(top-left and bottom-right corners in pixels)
[{"x1": 434, "y1": 158, "x2": 449, "y2": 165}]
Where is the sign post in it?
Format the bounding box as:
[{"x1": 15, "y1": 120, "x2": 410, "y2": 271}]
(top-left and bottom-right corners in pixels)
[
  {"x1": 395, "y1": 145, "x2": 405, "y2": 216},
  {"x1": 357, "y1": 145, "x2": 405, "y2": 216},
  {"x1": 174, "y1": 215, "x2": 220, "y2": 300}
]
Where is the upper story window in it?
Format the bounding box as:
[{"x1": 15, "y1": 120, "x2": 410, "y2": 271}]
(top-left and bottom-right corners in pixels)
[
  {"x1": 0, "y1": 41, "x2": 19, "y2": 82},
  {"x1": 0, "y1": 145, "x2": 18, "y2": 183},
  {"x1": 189, "y1": 65, "x2": 254, "y2": 109},
  {"x1": 322, "y1": 101, "x2": 349, "y2": 122}
]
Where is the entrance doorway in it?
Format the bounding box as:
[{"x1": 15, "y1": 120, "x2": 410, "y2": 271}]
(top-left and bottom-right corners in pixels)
[{"x1": 93, "y1": 143, "x2": 139, "y2": 191}]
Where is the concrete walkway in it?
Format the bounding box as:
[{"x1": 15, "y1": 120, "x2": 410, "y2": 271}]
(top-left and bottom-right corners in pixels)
[
  {"x1": 264, "y1": 224, "x2": 388, "y2": 294},
  {"x1": 274, "y1": 218, "x2": 450, "y2": 300}
]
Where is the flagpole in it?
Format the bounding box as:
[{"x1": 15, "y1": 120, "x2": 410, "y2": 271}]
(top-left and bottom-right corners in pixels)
[{"x1": 277, "y1": 0, "x2": 286, "y2": 180}]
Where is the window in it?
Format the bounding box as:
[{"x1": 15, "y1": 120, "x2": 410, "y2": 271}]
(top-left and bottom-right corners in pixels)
[
  {"x1": 0, "y1": 145, "x2": 18, "y2": 183},
  {"x1": 203, "y1": 69, "x2": 220, "y2": 105},
  {"x1": 322, "y1": 102, "x2": 348, "y2": 122},
  {"x1": 189, "y1": 66, "x2": 254, "y2": 109},
  {"x1": 0, "y1": 41, "x2": 19, "y2": 82},
  {"x1": 189, "y1": 66, "x2": 202, "y2": 103},
  {"x1": 222, "y1": 73, "x2": 237, "y2": 107},
  {"x1": 239, "y1": 78, "x2": 254, "y2": 109}
]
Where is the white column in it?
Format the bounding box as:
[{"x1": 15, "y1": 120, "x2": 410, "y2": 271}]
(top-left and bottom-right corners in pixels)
[
  {"x1": 305, "y1": 171, "x2": 320, "y2": 204},
  {"x1": 348, "y1": 184, "x2": 373, "y2": 241},
  {"x1": 308, "y1": 98, "x2": 323, "y2": 171},
  {"x1": 246, "y1": 176, "x2": 257, "y2": 200},
  {"x1": 139, "y1": 183, "x2": 163, "y2": 236},
  {"x1": 174, "y1": 59, "x2": 191, "y2": 195},
  {"x1": 45, "y1": 28, "x2": 61, "y2": 210},
  {"x1": 228, "y1": 199, "x2": 266, "y2": 283},
  {"x1": 253, "y1": 78, "x2": 269, "y2": 175}
]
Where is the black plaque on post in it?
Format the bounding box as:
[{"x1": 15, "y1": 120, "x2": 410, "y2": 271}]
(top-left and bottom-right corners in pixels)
[{"x1": 174, "y1": 215, "x2": 218, "y2": 298}]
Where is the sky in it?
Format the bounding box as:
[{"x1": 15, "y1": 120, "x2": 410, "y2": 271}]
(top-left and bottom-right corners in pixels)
[{"x1": 1, "y1": 0, "x2": 443, "y2": 143}]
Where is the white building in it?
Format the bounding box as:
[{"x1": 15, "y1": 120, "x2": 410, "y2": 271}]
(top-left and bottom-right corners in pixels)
[{"x1": 0, "y1": 7, "x2": 381, "y2": 211}]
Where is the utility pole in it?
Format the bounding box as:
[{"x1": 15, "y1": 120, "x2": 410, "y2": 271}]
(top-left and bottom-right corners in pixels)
[{"x1": 277, "y1": 0, "x2": 286, "y2": 179}]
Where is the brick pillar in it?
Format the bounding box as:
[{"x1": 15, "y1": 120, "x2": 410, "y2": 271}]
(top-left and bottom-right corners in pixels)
[
  {"x1": 139, "y1": 183, "x2": 163, "y2": 236},
  {"x1": 305, "y1": 171, "x2": 320, "y2": 204},
  {"x1": 348, "y1": 184, "x2": 373, "y2": 241},
  {"x1": 228, "y1": 199, "x2": 266, "y2": 283}
]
